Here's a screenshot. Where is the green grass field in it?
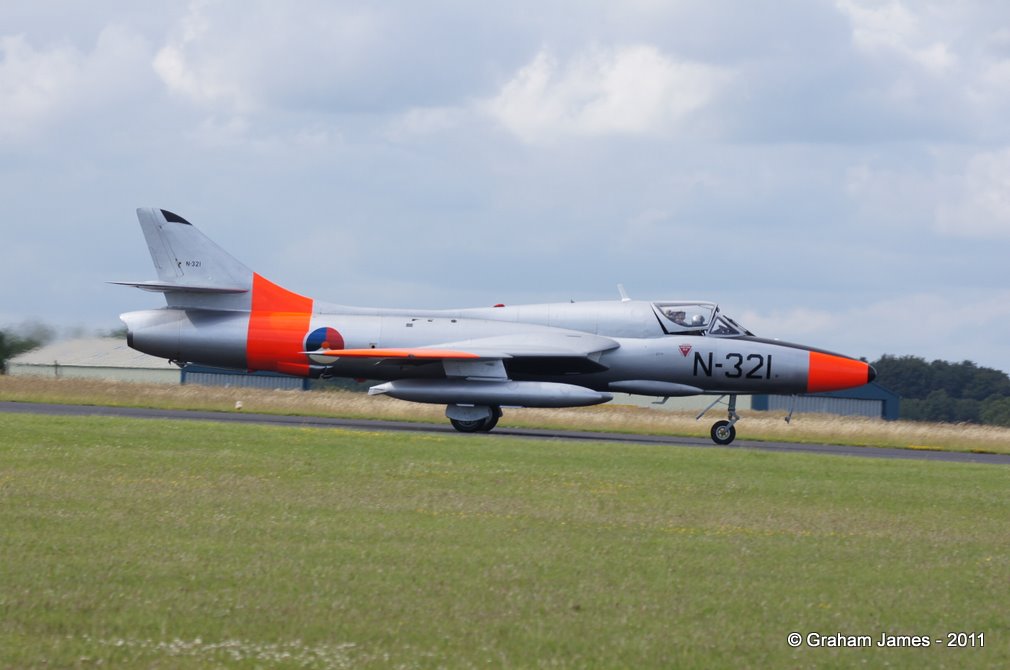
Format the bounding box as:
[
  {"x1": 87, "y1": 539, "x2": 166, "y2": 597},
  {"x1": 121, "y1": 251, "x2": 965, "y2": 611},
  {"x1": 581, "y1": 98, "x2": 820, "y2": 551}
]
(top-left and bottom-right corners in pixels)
[{"x1": 2, "y1": 413, "x2": 1008, "y2": 668}]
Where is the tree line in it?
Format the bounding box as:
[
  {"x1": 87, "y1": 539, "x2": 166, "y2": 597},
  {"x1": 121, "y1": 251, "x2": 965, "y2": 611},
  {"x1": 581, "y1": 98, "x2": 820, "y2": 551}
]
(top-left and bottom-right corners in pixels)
[
  {"x1": 870, "y1": 355, "x2": 1010, "y2": 426},
  {"x1": 0, "y1": 323, "x2": 55, "y2": 374}
]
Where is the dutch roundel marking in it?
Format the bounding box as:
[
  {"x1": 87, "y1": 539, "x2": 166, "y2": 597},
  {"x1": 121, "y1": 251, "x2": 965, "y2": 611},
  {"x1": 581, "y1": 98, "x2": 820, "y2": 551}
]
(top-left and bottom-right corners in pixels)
[
  {"x1": 304, "y1": 326, "x2": 345, "y2": 364},
  {"x1": 679, "y1": 344, "x2": 692, "y2": 357}
]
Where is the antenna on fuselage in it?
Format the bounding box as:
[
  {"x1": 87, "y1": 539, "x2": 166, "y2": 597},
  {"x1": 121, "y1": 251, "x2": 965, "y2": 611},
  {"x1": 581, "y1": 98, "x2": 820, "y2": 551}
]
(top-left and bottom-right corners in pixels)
[{"x1": 617, "y1": 284, "x2": 631, "y2": 302}]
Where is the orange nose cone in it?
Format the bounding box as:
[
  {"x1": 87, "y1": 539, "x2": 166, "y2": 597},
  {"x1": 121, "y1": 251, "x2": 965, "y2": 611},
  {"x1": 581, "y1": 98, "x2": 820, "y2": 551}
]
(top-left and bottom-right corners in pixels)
[{"x1": 807, "y1": 351, "x2": 874, "y2": 393}]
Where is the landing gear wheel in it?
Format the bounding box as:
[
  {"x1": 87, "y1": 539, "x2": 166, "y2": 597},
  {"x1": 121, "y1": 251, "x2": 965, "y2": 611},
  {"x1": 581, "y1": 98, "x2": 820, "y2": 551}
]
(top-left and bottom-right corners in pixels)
[
  {"x1": 450, "y1": 417, "x2": 488, "y2": 433},
  {"x1": 477, "y1": 406, "x2": 502, "y2": 432},
  {"x1": 711, "y1": 420, "x2": 736, "y2": 445},
  {"x1": 450, "y1": 406, "x2": 502, "y2": 433}
]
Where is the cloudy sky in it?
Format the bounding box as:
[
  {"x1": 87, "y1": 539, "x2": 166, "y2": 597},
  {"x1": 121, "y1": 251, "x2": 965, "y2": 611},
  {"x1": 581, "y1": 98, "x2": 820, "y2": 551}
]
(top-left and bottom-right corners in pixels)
[{"x1": 2, "y1": 1, "x2": 1009, "y2": 371}]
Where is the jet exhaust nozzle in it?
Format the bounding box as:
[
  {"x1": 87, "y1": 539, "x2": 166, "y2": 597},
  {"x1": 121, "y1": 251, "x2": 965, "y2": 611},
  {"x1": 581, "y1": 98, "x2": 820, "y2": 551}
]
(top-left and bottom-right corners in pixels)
[{"x1": 120, "y1": 308, "x2": 249, "y2": 370}]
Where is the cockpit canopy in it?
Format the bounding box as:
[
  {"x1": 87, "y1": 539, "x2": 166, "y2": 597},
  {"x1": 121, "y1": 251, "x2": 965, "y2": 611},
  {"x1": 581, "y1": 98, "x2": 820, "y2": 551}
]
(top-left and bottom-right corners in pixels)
[{"x1": 652, "y1": 301, "x2": 753, "y2": 337}]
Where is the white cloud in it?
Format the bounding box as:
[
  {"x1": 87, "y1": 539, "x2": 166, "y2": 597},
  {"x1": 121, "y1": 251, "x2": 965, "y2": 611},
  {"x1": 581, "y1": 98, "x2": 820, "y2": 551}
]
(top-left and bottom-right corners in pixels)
[
  {"x1": 152, "y1": 7, "x2": 248, "y2": 111},
  {"x1": 935, "y1": 149, "x2": 1010, "y2": 238},
  {"x1": 148, "y1": 1, "x2": 393, "y2": 151},
  {"x1": 835, "y1": 0, "x2": 955, "y2": 73},
  {"x1": 484, "y1": 45, "x2": 731, "y2": 144},
  {"x1": 151, "y1": 1, "x2": 400, "y2": 116},
  {"x1": 0, "y1": 25, "x2": 150, "y2": 143}
]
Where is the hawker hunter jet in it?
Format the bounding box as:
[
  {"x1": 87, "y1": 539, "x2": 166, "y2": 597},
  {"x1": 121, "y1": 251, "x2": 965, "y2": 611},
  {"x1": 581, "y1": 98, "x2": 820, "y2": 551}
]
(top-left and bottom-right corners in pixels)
[{"x1": 115, "y1": 209, "x2": 875, "y2": 444}]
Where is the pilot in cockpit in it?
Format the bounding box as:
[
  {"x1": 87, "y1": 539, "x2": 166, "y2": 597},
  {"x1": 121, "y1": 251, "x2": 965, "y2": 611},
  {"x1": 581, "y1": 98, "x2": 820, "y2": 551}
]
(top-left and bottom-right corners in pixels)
[
  {"x1": 665, "y1": 309, "x2": 707, "y2": 329},
  {"x1": 666, "y1": 310, "x2": 688, "y2": 326}
]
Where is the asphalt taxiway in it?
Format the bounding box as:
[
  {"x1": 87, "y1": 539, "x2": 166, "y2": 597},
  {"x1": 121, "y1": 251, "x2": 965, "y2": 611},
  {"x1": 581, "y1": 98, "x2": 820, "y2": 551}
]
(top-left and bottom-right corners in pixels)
[{"x1": 1, "y1": 401, "x2": 1007, "y2": 465}]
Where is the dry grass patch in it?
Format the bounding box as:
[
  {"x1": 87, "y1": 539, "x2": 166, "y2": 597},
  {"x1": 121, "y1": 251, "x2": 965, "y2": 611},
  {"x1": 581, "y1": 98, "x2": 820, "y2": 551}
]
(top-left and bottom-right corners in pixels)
[{"x1": 2, "y1": 375, "x2": 1009, "y2": 453}]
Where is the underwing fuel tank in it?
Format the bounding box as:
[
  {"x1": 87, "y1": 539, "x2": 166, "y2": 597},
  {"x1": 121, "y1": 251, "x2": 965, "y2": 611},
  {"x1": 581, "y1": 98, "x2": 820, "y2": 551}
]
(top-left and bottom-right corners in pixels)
[{"x1": 368, "y1": 379, "x2": 613, "y2": 408}]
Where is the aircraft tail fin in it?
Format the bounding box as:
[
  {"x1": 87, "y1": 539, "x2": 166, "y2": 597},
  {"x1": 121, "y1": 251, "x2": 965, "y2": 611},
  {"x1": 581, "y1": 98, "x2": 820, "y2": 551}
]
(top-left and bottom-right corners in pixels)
[{"x1": 117, "y1": 208, "x2": 256, "y2": 309}]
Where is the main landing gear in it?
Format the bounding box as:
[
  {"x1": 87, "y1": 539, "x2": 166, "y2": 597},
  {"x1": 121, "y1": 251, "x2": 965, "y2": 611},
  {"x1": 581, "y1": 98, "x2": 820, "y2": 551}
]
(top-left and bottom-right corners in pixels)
[
  {"x1": 697, "y1": 394, "x2": 741, "y2": 445},
  {"x1": 446, "y1": 405, "x2": 502, "y2": 433}
]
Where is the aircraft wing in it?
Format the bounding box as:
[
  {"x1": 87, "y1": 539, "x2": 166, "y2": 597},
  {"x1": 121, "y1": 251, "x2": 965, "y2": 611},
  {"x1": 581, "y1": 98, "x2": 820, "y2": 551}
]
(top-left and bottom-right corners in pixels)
[{"x1": 305, "y1": 331, "x2": 619, "y2": 376}]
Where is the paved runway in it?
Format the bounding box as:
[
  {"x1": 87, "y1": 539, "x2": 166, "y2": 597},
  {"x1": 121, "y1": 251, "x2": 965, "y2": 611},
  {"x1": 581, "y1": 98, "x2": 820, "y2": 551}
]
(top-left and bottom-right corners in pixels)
[{"x1": 2, "y1": 400, "x2": 1008, "y2": 465}]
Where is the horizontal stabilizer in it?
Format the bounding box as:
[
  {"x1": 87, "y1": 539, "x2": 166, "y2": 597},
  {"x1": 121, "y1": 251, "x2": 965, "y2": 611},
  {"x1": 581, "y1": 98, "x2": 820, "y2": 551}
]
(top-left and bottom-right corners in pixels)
[{"x1": 109, "y1": 280, "x2": 249, "y2": 294}]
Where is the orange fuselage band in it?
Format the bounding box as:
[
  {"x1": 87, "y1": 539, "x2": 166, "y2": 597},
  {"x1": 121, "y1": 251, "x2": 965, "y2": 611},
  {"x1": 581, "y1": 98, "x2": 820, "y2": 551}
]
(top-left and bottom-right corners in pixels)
[{"x1": 246, "y1": 273, "x2": 313, "y2": 375}]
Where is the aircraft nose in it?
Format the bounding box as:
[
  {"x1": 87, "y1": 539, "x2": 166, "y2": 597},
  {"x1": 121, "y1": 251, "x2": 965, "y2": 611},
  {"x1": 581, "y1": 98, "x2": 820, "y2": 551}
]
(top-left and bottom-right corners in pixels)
[{"x1": 808, "y1": 352, "x2": 876, "y2": 393}]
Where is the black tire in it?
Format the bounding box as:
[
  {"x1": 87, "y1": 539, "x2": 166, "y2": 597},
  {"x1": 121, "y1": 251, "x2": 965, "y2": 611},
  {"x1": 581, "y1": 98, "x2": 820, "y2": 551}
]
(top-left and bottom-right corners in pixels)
[
  {"x1": 449, "y1": 407, "x2": 502, "y2": 433},
  {"x1": 450, "y1": 417, "x2": 487, "y2": 433},
  {"x1": 477, "y1": 406, "x2": 502, "y2": 432},
  {"x1": 711, "y1": 420, "x2": 736, "y2": 445}
]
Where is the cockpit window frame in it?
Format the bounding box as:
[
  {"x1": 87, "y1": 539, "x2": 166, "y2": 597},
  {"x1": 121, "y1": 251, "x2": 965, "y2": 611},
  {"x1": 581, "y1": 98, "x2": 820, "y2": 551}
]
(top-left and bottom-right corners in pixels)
[
  {"x1": 719, "y1": 314, "x2": 753, "y2": 337},
  {"x1": 652, "y1": 301, "x2": 717, "y2": 335},
  {"x1": 651, "y1": 301, "x2": 753, "y2": 338}
]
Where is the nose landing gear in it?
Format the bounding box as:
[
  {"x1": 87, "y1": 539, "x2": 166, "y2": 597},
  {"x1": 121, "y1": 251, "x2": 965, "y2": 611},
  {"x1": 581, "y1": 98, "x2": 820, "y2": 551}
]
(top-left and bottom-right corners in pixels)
[
  {"x1": 710, "y1": 419, "x2": 736, "y2": 445},
  {"x1": 697, "y1": 394, "x2": 740, "y2": 445}
]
